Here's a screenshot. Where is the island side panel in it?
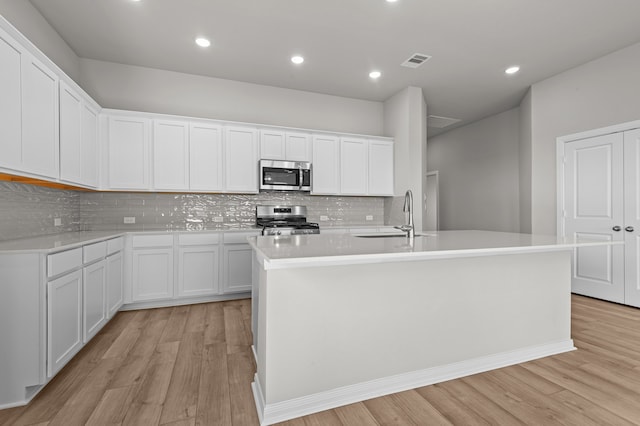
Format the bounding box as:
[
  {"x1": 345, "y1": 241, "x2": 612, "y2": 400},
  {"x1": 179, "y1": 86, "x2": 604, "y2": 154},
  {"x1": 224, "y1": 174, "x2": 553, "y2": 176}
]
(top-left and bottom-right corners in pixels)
[{"x1": 259, "y1": 250, "x2": 571, "y2": 405}]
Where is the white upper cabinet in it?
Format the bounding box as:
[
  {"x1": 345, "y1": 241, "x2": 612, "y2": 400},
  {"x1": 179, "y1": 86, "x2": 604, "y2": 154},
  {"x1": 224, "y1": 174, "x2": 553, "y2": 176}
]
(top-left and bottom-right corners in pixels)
[
  {"x1": 59, "y1": 80, "x2": 99, "y2": 188},
  {"x1": 81, "y1": 103, "x2": 100, "y2": 188},
  {"x1": 107, "y1": 115, "x2": 151, "y2": 190},
  {"x1": 259, "y1": 129, "x2": 311, "y2": 162},
  {"x1": 153, "y1": 120, "x2": 189, "y2": 190},
  {"x1": 225, "y1": 126, "x2": 258, "y2": 193},
  {"x1": 259, "y1": 130, "x2": 285, "y2": 160},
  {"x1": 368, "y1": 140, "x2": 394, "y2": 196},
  {"x1": 0, "y1": 26, "x2": 59, "y2": 180},
  {"x1": 190, "y1": 123, "x2": 223, "y2": 191},
  {"x1": 285, "y1": 132, "x2": 312, "y2": 162},
  {"x1": 0, "y1": 28, "x2": 24, "y2": 172},
  {"x1": 21, "y1": 54, "x2": 59, "y2": 179},
  {"x1": 312, "y1": 134, "x2": 340, "y2": 195},
  {"x1": 340, "y1": 137, "x2": 368, "y2": 195}
]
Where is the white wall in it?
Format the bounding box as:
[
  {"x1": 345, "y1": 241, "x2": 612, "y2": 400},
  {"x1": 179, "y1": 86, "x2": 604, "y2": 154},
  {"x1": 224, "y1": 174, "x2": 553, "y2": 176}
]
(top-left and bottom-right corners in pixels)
[
  {"x1": 383, "y1": 87, "x2": 427, "y2": 229},
  {"x1": 529, "y1": 41, "x2": 640, "y2": 235},
  {"x1": 79, "y1": 58, "x2": 384, "y2": 136},
  {"x1": 427, "y1": 108, "x2": 521, "y2": 232},
  {"x1": 519, "y1": 89, "x2": 532, "y2": 233},
  {"x1": 0, "y1": 3, "x2": 80, "y2": 81}
]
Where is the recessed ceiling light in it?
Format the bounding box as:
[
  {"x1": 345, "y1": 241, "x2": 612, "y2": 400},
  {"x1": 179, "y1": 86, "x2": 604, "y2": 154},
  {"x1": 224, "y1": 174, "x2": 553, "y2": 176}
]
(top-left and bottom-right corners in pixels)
[
  {"x1": 505, "y1": 66, "x2": 520, "y2": 75},
  {"x1": 195, "y1": 38, "x2": 211, "y2": 48},
  {"x1": 291, "y1": 55, "x2": 304, "y2": 64},
  {"x1": 369, "y1": 71, "x2": 382, "y2": 79}
]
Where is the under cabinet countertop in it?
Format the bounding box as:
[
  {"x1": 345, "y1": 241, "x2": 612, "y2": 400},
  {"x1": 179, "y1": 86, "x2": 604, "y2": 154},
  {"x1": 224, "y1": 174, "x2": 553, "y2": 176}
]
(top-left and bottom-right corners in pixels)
[
  {"x1": 0, "y1": 227, "x2": 262, "y2": 254},
  {"x1": 249, "y1": 230, "x2": 622, "y2": 269}
]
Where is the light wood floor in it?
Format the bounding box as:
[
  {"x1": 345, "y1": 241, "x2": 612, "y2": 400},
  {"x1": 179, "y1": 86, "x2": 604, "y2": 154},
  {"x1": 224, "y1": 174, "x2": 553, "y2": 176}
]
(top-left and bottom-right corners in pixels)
[{"x1": 2, "y1": 294, "x2": 640, "y2": 425}]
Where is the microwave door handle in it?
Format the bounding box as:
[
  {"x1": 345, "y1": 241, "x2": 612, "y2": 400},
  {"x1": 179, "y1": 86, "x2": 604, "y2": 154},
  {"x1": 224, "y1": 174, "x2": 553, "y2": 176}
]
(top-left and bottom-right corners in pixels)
[{"x1": 299, "y1": 167, "x2": 303, "y2": 190}]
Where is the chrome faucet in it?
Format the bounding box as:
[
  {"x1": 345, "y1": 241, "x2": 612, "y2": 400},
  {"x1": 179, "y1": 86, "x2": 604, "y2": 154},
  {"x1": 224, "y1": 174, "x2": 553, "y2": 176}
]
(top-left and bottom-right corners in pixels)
[{"x1": 394, "y1": 189, "x2": 415, "y2": 239}]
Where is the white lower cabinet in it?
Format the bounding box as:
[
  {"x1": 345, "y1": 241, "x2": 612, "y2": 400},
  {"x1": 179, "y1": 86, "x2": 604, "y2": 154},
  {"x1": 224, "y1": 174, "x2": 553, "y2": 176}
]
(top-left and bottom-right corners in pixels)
[
  {"x1": 222, "y1": 232, "x2": 259, "y2": 294},
  {"x1": 132, "y1": 247, "x2": 174, "y2": 302},
  {"x1": 83, "y1": 260, "x2": 107, "y2": 343},
  {"x1": 47, "y1": 269, "x2": 83, "y2": 378},
  {"x1": 177, "y1": 234, "x2": 220, "y2": 297},
  {"x1": 106, "y1": 251, "x2": 124, "y2": 318}
]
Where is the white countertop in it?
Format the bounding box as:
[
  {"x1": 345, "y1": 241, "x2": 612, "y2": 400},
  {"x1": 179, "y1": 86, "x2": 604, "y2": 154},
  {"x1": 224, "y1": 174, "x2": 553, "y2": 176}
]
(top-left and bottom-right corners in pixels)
[
  {"x1": 0, "y1": 228, "x2": 262, "y2": 254},
  {"x1": 249, "y1": 230, "x2": 619, "y2": 269}
]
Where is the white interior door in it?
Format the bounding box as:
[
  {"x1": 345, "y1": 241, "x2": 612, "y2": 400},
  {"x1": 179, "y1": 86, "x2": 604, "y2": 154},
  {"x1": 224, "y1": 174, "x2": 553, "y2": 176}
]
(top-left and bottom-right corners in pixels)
[
  {"x1": 563, "y1": 132, "x2": 625, "y2": 303},
  {"x1": 624, "y1": 129, "x2": 640, "y2": 307}
]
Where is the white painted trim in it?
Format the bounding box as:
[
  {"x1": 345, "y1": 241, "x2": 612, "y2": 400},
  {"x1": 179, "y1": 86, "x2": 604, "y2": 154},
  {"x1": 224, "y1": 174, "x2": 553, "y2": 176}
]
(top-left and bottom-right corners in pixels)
[
  {"x1": 119, "y1": 292, "x2": 249, "y2": 311},
  {"x1": 556, "y1": 120, "x2": 640, "y2": 144},
  {"x1": 252, "y1": 339, "x2": 575, "y2": 425}
]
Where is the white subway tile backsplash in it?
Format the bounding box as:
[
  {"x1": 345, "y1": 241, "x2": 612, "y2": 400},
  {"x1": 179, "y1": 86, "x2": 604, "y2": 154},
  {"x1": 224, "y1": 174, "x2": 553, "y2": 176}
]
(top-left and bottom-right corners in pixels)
[{"x1": 0, "y1": 182, "x2": 385, "y2": 241}]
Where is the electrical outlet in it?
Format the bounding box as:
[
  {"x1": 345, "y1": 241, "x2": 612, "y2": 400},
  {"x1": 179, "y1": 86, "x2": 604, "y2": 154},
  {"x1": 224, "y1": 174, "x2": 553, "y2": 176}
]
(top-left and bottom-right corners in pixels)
[
  {"x1": 54, "y1": 218, "x2": 62, "y2": 226},
  {"x1": 366, "y1": 215, "x2": 374, "y2": 221},
  {"x1": 320, "y1": 215, "x2": 329, "y2": 221},
  {"x1": 123, "y1": 216, "x2": 136, "y2": 224},
  {"x1": 213, "y1": 216, "x2": 224, "y2": 223}
]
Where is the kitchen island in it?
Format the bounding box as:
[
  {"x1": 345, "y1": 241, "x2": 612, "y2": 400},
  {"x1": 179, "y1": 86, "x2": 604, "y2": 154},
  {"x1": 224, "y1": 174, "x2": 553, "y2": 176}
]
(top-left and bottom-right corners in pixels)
[{"x1": 248, "y1": 230, "x2": 616, "y2": 425}]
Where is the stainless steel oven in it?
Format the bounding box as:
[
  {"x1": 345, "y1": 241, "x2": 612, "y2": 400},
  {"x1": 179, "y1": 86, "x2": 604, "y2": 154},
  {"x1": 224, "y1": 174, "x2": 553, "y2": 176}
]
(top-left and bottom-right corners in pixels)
[{"x1": 259, "y1": 159, "x2": 311, "y2": 192}]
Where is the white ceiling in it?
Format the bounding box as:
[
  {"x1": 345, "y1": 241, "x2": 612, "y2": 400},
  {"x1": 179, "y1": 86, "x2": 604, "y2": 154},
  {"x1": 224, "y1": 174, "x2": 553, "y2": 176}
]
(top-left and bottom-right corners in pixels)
[{"x1": 29, "y1": 0, "x2": 640, "y2": 136}]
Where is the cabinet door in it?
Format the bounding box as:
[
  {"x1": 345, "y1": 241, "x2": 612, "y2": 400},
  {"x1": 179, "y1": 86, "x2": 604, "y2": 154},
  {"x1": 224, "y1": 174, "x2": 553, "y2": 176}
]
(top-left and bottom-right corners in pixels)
[
  {"x1": 563, "y1": 133, "x2": 625, "y2": 303},
  {"x1": 22, "y1": 54, "x2": 59, "y2": 179},
  {"x1": 178, "y1": 245, "x2": 219, "y2": 297},
  {"x1": 624, "y1": 128, "x2": 640, "y2": 307},
  {"x1": 106, "y1": 251, "x2": 124, "y2": 318},
  {"x1": 190, "y1": 123, "x2": 223, "y2": 191},
  {"x1": 0, "y1": 28, "x2": 23, "y2": 171},
  {"x1": 222, "y1": 244, "x2": 253, "y2": 294},
  {"x1": 368, "y1": 140, "x2": 394, "y2": 196},
  {"x1": 81, "y1": 103, "x2": 99, "y2": 188},
  {"x1": 260, "y1": 130, "x2": 285, "y2": 160},
  {"x1": 59, "y1": 81, "x2": 83, "y2": 184},
  {"x1": 312, "y1": 135, "x2": 340, "y2": 195},
  {"x1": 153, "y1": 120, "x2": 189, "y2": 190},
  {"x1": 132, "y1": 248, "x2": 174, "y2": 301},
  {"x1": 47, "y1": 270, "x2": 83, "y2": 377},
  {"x1": 225, "y1": 126, "x2": 258, "y2": 193},
  {"x1": 286, "y1": 132, "x2": 312, "y2": 162},
  {"x1": 340, "y1": 137, "x2": 368, "y2": 195},
  {"x1": 108, "y1": 115, "x2": 150, "y2": 189},
  {"x1": 83, "y1": 260, "x2": 107, "y2": 343}
]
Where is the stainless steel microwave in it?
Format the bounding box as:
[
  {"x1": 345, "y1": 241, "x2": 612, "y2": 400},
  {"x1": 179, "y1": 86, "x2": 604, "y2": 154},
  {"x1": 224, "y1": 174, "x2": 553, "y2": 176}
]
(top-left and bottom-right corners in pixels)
[{"x1": 259, "y1": 159, "x2": 312, "y2": 192}]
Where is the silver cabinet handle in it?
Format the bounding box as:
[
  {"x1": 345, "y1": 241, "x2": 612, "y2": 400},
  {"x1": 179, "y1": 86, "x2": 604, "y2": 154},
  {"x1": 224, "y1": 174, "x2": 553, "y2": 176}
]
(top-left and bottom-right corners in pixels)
[
  {"x1": 626, "y1": 226, "x2": 635, "y2": 232},
  {"x1": 613, "y1": 226, "x2": 622, "y2": 231}
]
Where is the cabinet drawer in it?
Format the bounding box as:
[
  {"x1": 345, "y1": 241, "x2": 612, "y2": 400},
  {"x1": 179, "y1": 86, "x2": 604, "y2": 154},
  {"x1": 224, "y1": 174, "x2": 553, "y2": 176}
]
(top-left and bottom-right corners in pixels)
[
  {"x1": 47, "y1": 248, "x2": 82, "y2": 278},
  {"x1": 107, "y1": 237, "x2": 124, "y2": 255},
  {"x1": 178, "y1": 233, "x2": 220, "y2": 246},
  {"x1": 223, "y1": 231, "x2": 260, "y2": 244},
  {"x1": 132, "y1": 234, "x2": 173, "y2": 248},
  {"x1": 83, "y1": 241, "x2": 108, "y2": 264}
]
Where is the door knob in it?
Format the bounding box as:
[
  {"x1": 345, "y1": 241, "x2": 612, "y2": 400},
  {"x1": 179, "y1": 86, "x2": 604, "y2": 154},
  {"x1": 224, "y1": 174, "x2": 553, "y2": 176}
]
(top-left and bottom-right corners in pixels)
[
  {"x1": 626, "y1": 226, "x2": 635, "y2": 232},
  {"x1": 613, "y1": 226, "x2": 621, "y2": 231}
]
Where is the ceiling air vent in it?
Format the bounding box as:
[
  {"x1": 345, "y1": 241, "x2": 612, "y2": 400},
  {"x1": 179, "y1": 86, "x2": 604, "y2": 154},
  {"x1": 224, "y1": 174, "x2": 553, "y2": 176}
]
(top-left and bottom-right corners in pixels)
[
  {"x1": 401, "y1": 53, "x2": 431, "y2": 68},
  {"x1": 427, "y1": 115, "x2": 461, "y2": 129}
]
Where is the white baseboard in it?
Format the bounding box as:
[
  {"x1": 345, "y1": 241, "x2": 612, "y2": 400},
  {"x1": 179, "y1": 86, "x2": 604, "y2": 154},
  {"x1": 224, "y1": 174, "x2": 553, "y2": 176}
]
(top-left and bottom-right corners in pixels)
[
  {"x1": 252, "y1": 339, "x2": 575, "y2": 425},
  {"x1": 119, "y1": 292, "x2": 250, "y2": 311}
]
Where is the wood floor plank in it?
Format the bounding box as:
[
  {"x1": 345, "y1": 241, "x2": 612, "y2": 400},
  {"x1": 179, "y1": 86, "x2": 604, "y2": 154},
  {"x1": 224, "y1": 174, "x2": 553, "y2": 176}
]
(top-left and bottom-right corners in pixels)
[
  {"x1": 195, "y1": 343, "x2": 231, "y2": 426},
  {"x1": 159, "y1": 306, "x2": 190, "y2": 344},
  {"x1": 184, "y1": 303, "x2": 207, "y2": 334},
  {"x1": 333, "y1": 402, "x2": 380, "y2": 425},
  {"x1": 415, "y1": 384, "x2": 492, "y2": 425},
  {"x1": 85, "y1": 386, "x2": 135, "y2": 426},
  {"x1": 203, "y1": 302, "x2": 226, "y2": 345},
  {"x1": 159, "y1": 332, "x2": 204, "y2": 424},
  {"x1": 224, "y1": 304, "x2": 251, "y2": 354},
  {"x1": 279, "y1": 410, "x2": 344, "y2": 426},
  {"x1": 102, "y1": 311, "x2": 149, "y2": 359},
  {"x1": 227, "y1": 347, "x2": 260, "y2": 426},
  {"x1": 552, "y1": 389, "x2": 636, "y2": 426}
]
